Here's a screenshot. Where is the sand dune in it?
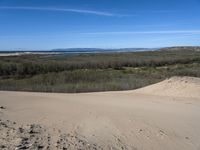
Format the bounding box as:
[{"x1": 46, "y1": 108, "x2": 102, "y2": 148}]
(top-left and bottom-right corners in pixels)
[
  {"x1": 135, "y1": 76, "x2": 200, "y2": 98},
  {"x1": 0, "y1": 76, "x2": 200, "y2": 150}
]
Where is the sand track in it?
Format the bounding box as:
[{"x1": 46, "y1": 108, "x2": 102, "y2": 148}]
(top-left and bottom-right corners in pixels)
[{"x1": 0, "y1": 76, "x2": 200, "y2": 150}]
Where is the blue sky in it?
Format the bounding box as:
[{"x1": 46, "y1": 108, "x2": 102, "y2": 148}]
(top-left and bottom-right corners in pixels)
[{"x1": 0, "y1": 0, "x2": 200, "y2": 50}]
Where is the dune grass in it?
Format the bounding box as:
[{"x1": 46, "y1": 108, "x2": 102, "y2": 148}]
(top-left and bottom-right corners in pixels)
[{"x1": 0, "y1": 49, "x2": 200, "y2": 93}]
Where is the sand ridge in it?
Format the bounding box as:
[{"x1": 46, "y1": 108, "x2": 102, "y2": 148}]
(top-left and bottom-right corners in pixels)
[{"x1": 134, "y1": 76, "x2": 200, "y2": 98}]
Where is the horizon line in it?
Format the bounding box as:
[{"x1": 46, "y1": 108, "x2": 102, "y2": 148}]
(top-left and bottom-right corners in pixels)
[{"x1": 1, "y1": 46, "x2": 200, "y2": 51}]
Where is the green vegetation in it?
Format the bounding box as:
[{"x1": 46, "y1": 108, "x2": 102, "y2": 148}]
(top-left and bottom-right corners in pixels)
[{"x1": 0, "y1": 48, "x2": 200, "y2": 93}]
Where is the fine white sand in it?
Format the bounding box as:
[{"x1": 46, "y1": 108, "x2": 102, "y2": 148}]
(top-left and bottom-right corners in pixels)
[{"x1": 0, "y1": 76, "x2": 200, "y2": 150}]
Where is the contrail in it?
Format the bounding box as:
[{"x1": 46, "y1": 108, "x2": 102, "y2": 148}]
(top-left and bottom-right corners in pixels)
[
  {"x1": 0, "y1": 6, "x2": 117, "y2": 17},
  {"x1": 82, "y1": 30, "x2": 200, "y2": 35}
]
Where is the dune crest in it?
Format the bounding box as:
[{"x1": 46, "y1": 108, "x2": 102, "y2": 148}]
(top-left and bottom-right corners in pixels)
[{"x1": 135, "y1": 76, "x2": 200, "y2": 98}]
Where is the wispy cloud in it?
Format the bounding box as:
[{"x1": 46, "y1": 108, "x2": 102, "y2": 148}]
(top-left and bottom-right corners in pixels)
[
  {"x1": 1, "y1": 30, "x2": 200, "y2": 39},
  {"x1": 0, "y1": 6, "x2": 119, "y2": 17},
  {"x1": 0, "y1": 6, "x2": 179, "y2": 17},
  {"x1": 150, "y1": 34, "x2": 200, "y2": 41},
  {"x1": 82, "y1": 30, "x2": 200, "y2": 35},
  {"x1": 139, "y1": 10, "x2": 178, "y2": 13}
]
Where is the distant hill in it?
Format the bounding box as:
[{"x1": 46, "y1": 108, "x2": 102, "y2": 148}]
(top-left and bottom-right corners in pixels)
[
  {"x1": 159, "y1": 46, "x2": 200, "y2": 51},
  {"x1": 1, "y1": 46, "x2": 200, "y2": 53},
  {"x1": 51, "y1": 48, "x2": 155, "y2": 53}
]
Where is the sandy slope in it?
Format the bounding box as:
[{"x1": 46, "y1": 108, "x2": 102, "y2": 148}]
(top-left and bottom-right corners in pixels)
[
  {"x1": 134, "y1": 76, "x2": 200, "y2": 98},
  {"x1": 0, "y1": 76, "x2": 200, "y2": 150}
]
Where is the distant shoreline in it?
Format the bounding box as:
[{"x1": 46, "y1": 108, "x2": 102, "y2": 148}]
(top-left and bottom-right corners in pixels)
[
  {"x1": 0, "y1": 48, "x2": 156, "y2": 56},
  {"x1": 0, "y1": 52, "x2": 62, "y2": 57}
]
